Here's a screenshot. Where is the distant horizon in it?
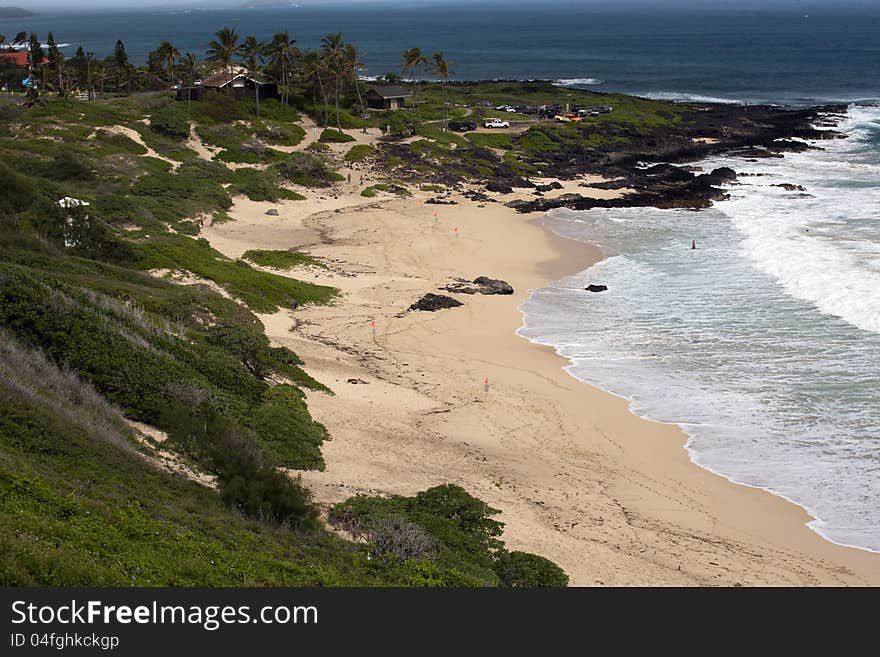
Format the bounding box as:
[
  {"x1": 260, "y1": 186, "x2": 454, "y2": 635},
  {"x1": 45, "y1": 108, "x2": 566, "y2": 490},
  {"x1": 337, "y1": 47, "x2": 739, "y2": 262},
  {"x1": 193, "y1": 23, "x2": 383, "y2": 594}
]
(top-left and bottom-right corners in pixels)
[{"x1": 9, "y1": 0, "x2": 880, "y2": 15}]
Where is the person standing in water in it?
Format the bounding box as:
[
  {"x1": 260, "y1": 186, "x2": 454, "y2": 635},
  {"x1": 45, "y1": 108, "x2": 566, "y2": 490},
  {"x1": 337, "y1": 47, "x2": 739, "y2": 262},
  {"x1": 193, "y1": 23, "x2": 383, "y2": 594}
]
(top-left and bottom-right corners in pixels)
[{"x1": 692, "y1": 240, "x2": 696, "y2": 249}]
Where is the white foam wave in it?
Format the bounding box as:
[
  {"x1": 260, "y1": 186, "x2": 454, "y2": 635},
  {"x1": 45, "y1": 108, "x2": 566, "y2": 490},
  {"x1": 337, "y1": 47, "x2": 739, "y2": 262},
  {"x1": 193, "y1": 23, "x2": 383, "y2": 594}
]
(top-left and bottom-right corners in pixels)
[
  {"x1": 518, "y1": 104, "x2": 880, "y2": 553},
  {"x1": 639, "y1": 91, "x2": 745, "y2": 105},
  {"x1": 553, "y1": 78, "x2": 603, "y2": 86}
]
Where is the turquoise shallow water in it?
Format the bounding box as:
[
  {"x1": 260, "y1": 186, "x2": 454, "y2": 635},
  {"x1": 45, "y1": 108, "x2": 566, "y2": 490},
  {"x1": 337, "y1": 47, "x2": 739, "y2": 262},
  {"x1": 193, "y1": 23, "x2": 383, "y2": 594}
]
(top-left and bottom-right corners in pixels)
[{"x1": 519, "y1": 105, "x2": 880, "y2": 552}]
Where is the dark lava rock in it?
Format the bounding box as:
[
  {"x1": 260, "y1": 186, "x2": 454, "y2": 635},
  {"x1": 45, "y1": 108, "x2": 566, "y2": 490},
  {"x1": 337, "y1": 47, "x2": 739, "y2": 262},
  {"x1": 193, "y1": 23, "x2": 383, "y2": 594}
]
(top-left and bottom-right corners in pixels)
[
  {"x1": 707, "y1": 167, "x2": 737, "y2": 183},
  {"x1": 473, "y1": 276, "x2": 514, "y2": 294},
  {"x1": 585, "y1": 285, "x2": 608, "y2": 292},
  {"x1": 265, "y1": 208, "x2": 280, "y2": 216},
  {"x1": 535, "y1": 181, "x2": 564, "y2": 192},
  {"x1": 486, "y1": 179, "x2": 514, "y2": 194},
  {"x1": 487, "y1": 176, "x2": 535, "y2": 194},
  {"x1": 408, "y1": 293, "x2": 463, "y2": 312},
  {"x1": 425, "y1": 197, "x2": 458, "y2": 205},
  {"x1": 442, "y1": 277, "x2": 515, "y2": 295},
  {"x1": 771, "y1": 183, "x2": 807, "y2": 192}
]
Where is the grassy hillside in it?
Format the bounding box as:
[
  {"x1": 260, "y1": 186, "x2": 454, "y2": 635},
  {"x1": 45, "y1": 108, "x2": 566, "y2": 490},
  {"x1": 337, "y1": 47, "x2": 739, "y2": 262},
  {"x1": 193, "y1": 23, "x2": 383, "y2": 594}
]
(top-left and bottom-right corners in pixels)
[{"x1": 0, "y1": 91, "x2": 569, "y2": 587}]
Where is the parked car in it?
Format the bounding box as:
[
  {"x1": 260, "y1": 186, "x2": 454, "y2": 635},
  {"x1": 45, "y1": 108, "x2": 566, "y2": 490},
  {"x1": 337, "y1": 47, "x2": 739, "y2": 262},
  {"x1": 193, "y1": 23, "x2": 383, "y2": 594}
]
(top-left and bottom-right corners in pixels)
[
  {"x1": 449, "y1": 120, "x2": 477, "y2": 132},
  {"x1": 484, "y1": 118, "x2": 510, "y2": 129}
]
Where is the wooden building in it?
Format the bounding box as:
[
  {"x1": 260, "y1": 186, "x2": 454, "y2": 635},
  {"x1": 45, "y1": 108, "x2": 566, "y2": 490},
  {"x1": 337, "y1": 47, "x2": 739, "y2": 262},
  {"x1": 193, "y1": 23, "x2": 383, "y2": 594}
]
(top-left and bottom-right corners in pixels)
[
  {"x1": 364, "y1": 85, "x2": 412, "y2": 110},
  {"x1": 176, "y1": 71, "x2": 278, "y2": 103}
]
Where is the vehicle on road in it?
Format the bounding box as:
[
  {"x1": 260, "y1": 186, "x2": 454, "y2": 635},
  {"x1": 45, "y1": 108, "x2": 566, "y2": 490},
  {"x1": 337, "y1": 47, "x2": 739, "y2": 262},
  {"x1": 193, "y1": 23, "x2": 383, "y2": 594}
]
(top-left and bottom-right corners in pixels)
[
  {"x1": 449, "y1": 120, "x2": 477, "y2": 132},
  {"x1": 484, "y1": 118, "x2": 510, "y2": 128}
]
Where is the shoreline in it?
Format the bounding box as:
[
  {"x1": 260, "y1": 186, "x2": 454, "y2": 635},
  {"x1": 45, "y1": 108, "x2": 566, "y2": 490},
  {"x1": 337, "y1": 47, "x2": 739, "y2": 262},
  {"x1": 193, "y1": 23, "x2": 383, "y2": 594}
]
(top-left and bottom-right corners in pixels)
[
  {"x1": 523, "y1": 215, "x2": 880, "y2": 558},
  {"x1": 201, "y1": 173, "x2": 880, "y2": 585}
]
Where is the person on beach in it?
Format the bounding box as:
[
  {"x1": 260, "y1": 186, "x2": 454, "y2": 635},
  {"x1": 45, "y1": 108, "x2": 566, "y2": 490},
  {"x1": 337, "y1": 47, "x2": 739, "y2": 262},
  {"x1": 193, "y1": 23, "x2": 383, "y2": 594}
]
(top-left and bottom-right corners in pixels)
[
  {"x1": 347, "y1": 172, "x2": 352, "y2": 184},
  {"x1": 692, "y1": 240, "x2": 696, "y2": 249}
]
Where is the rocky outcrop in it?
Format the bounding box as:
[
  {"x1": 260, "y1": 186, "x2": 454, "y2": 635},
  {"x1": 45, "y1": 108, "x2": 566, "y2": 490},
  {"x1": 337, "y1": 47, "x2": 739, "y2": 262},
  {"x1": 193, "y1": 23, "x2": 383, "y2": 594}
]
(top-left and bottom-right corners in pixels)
[
  {"x1": 265, "y1": 208, "x2": 279, "y2": 216},
  {"x1": 507, "y1": 164, "x2": 737, "y2": 213},
  {"x1": 771, "y1": 183, "x2": 807, "y2": 192},
  {"x1": 486, "y1": 179, "x2": 513, "y2": 194},
  {"x1": 408, "y1": 293, "x2": 464, "y2": 312},
  {"x1": 442, "y1": 277, "x2": 514, "y2": 295},
  {"x1": 585, "y1": 284, "x2": 608, "y2": 292}
]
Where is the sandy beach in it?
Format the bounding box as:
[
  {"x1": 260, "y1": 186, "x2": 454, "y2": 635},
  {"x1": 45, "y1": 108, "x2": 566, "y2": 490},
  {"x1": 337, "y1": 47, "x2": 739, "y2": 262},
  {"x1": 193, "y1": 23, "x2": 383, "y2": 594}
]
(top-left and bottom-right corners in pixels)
[{"x1": 201, "y1": 171, "x2": 880, "y2": 586}]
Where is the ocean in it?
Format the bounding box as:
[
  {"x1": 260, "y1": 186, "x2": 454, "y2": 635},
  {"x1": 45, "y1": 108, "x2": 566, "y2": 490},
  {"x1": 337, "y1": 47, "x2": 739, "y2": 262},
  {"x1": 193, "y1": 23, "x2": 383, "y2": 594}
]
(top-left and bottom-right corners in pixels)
[
  {"x1": 519, "y1": 104, "x2": 880, "y2": 552},
  {"x1": 4, "y1": 3, "x2": 879, "y2": 551},
  {"x1": 2, "y1": 3, "x2": 879, "y2": 105}
]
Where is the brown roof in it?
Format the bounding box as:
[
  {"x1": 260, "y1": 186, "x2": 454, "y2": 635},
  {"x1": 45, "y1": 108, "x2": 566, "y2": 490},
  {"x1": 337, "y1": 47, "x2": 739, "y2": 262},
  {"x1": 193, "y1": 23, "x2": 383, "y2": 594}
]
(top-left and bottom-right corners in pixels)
[
  {"x1": 200, "y1": 71, "x2": 271, "y2": 88},
  {"x1": 200, "y1": 71, "x2": 237, "y2": 88},
  {"x1": 366, "y1": 85, "x2": 412, "y2": 100}
]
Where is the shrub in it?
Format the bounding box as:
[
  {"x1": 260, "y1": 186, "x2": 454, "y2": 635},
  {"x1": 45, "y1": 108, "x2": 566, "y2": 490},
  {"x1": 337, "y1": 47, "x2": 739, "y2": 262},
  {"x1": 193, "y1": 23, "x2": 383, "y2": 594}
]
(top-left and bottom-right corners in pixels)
[
  {"x1": 319, "y1": 128, "x2": 356, "y2": 143},
  {"x1": 381, "y1": 111, "x2": 420, "y2": 139},
  {"x1": 255, "y1": 121, "x2": 306, "y2": 147},
  {"x1": 149, "y1": 103, "x2": 190, "y2": 141},
  {"x1": 135, "y1": 234, "x2": 338, "y2": 312},
  {"x1": 344, "y1": 144, "x2": 375, "y2": 163},
  {"x1": 494, "y1": 551, "x2": 569, "y2": 587},
  {"x1": 189, "y1": 93, "x2": 246, "y2": 124},
  {"x1": 361, "y1": 183, "x2": 410, "y2": 198},
  {"x1": 272, "y1": 152, "x2": 344, "y2": 188},
  {"x1": 45, "y1": 150, "x2": 94, "y2": 182},
  {"x1": 245, "y1": 385, "x2": 327, "y2": 469},
  {"x1": 0, "y1": 161, "x2": 39, "y2": 214},
  {"x1": 242, "y1": 249, "x2": 324, "y2": 270}
]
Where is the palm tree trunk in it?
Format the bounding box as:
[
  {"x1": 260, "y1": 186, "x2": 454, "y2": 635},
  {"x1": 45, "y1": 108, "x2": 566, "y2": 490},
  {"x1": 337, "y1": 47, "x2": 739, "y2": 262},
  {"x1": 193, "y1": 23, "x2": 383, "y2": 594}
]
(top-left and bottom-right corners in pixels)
[
  {"x1": 317, "y1": 76, "x2": 329, "y2": 127},
  {"x1": 353, "y1": 71, "x2": 366, "y2": 134},
  {"x1": 441, "y1": 79, "x2": 448, "y2": 130},
  {"x1": 254, "y1": 82, "x2": 260, "y2": 117},
  {"x1": 334, "y1": 76, "x2": 341, "y2": 131}
]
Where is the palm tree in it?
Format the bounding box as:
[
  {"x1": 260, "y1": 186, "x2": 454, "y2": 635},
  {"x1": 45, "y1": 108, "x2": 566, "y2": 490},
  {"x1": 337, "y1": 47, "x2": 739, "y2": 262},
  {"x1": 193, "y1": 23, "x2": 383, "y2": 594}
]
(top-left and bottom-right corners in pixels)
[
  {"x1": 181, "y1": 52, "x2": 198, "y2": 111},
  {"x1": 401, "y1": 47, "x2": 428, "y2": 116},
  {"x1": 431, "y1": 51, "x2": 453, "y2": 131},
  {"x1": 321, "y1": 32, "x2": 345, "y2": 130},
  {"x1": 155, "y1": 40, "x2": 180, "y2": 84},
  {"x1": 237, "y1": 35, "x2": 264, "y2": 117},
  {"x1": 300, "y1": 49, "x2": 329, "y2": 126},
  {"x1": 206, "y1": 27, "x2": 240, "y2": 89},
  {"x1": 345, "y1": 42, "x2": 367, "y2": 133},
  {"x1": 267, "y1": 31, "x2": 296, "y2": 108},
  {"x1": 94, "y1": 61, "x2": 108, "y2": 98},
  {"x1": 0, "y1": 35, "x2": 6, "y2": 52}
]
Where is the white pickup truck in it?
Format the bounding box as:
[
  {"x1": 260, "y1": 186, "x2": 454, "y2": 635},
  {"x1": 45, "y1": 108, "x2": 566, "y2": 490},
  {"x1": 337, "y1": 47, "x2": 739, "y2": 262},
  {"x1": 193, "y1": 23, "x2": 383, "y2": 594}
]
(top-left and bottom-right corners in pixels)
[{"x1": 484, "y1": 118, "x2": 510, "y2": 129}]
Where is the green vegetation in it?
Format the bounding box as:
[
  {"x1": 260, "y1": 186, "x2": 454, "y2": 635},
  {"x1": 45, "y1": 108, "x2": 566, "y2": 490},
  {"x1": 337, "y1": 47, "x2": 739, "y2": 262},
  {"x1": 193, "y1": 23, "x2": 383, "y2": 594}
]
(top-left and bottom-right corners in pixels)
[
  {"x1": 136, "y1": 234, "x2": 336, "y2": 312},
  {"x1": 149, "y1": 103, "x2": 191, "y2": 141},
  {"x1": 243, "y1": 249, "x2": 325, "y2": 270},
  {"x1": 361, "y1": 183, "x2": 411, "y2": 198},
  {"x1": 329, "y1": 485, "x2": 569, "y2": 586},
  {"x1": 344, "y1": 144, "x2": 375, "y2": 162},
  {"x1": 319, "y1": 128, "x2": 356, "y2": 143},
  {"x1": 254, "y1": 120, "x2": 306, "y2": 147},
  {"x1": 273, "y1": 152, "x2": 345, "y2": 187},
  {"x1": 466, "y1": 132, "x2": 514, "y2": 150}
]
